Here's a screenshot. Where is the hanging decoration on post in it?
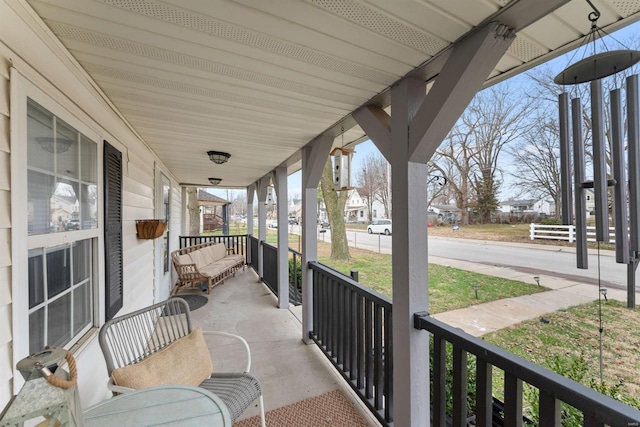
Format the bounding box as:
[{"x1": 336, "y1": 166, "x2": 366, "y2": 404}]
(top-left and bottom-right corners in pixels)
[
  {"x1": 265, "y1": 186, "x2": 274, "y2": 205},
  {"x1": 331, "y1": 126, "x2": 355, "y2": 192},
  {"x1": 556, "y1": 0, "x2": 640, "y2": 310},
  {"x1": 331, "y1": 146, "x2": 354, "y2": 191}
]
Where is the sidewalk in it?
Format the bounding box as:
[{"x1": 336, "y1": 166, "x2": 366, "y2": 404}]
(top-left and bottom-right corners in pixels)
[
  {"x1": 300, "y1": 228, "x2": 639, "y2": 336},
  {"x1": 430, "y1": 255, "x2": 640, "y2": 336}
]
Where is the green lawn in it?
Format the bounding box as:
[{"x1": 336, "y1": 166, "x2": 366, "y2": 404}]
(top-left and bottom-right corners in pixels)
[
  {"x1": 207, "y1": 227, "x2": 544, "y2": 313},
  {"x1": 315, "y1": 244, "x2": 545, "y2": 314},
  {"x1": 484, "y1": 299, "x2": 640, "y2": 407}
]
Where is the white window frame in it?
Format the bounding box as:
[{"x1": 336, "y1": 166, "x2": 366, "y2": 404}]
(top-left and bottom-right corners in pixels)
[{"x1": 10, "y1": 69, "x2": 105, "y2": 392}]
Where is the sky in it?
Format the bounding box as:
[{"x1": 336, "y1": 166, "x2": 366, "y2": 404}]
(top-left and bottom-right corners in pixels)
[{"x1": 208, "y1": 20, "x2": 640, "y2": 203}]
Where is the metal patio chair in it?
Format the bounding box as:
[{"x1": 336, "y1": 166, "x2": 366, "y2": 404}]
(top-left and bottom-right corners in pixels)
[{"x1": 98, "y1": 297, "x2": 266, "y2": 427}]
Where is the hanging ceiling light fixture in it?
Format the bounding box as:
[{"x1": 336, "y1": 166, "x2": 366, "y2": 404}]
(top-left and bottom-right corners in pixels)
[
  {"x1": 554, "y1": 0, "x2": 640, "y2": 85},
  {"x1": 208, "y1": 177, "x2": 222, "y2": 185},
  {"x1": 207, "y1": 151, "x2": 231, "y2": 164}
]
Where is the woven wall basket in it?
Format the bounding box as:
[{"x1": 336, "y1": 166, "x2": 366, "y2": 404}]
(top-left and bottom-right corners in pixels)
[{"x1": 136, "y1": 219, "x2": 167, "y2": 239}]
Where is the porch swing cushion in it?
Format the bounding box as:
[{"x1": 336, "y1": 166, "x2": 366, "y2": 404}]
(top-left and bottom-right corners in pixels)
[{"x1": 111, "y1": 327, "x2": 213, "y2": 389}]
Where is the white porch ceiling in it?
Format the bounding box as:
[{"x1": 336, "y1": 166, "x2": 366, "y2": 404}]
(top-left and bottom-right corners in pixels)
[{"x1": 26, "y1": 0, "x2": 640, "y2": 188}]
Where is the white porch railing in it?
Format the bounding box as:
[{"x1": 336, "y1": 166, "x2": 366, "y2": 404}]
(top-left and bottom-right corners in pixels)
[{"x1": 529, "y1": 223, "x2": 616, "y2": 243}]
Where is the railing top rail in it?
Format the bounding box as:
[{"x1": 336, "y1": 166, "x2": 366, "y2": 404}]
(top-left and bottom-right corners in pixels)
[
  {"x1": 310, "y1": 261, "x2": 392, "y2": 309},
  {"x1": 262, "y1": 241, "x2": 277, "y2": 250},
  {"x1": 414, "y1": 313, "x2": 640, "y2": 425},
  {"x1": 179, "y1": 234, "x2": 248, "y2": 238},
  {"x1": 288, "y1": 248, "x2": 302, "y2": 257}
]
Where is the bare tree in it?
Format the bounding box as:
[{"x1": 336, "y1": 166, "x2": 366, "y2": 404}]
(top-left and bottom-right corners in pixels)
[
  {"x1": 434, "y1": 85, "x2": 533, "y2": 223},
  {"x1": 432, "y1": 129, "x2": 476, "y2": 225},
  {"x1": 320, "y1": 157, "x2": 350, "y2": 260},
  {"x1": 355, "y1": 155, "x2": 378, "y2": 223},
  {"x1": 426, "y1": 161, "x2": 448, "y2": 207},
  {"x1": 186, "y1": 187, "x2": 200, "y2": 235},
  {"x1": 469, "y1": 86, "x2": 533, "y2": 222},
  {"x1": 230, "y1": 191, "x2": 247, "y2": 217},
  {"x1": 356, "y1": 152, "x2": 391, "y2": 219},
  {"x1": 509, "y1": 112, "x2": 562, "y2": 217},
  {"x1": 375, "y1": 158, "x2": 392, "y2": 219}
]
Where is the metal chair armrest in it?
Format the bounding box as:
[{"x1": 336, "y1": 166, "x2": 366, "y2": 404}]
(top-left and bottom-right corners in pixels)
[
  {"x1": 107, "y1": 377, "x2": 136, "y2": 394},
  {"x1": 201, "y1": 331, "x2": 252, "y2": 372}
]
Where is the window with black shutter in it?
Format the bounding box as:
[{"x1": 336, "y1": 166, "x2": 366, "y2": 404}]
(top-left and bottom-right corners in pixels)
[
  {"x1": 104, "y1": 141, "x2": 123, "y2": 320},
  {"x1": 26, "y1": 99, "x2": 98, "y2": 353}
]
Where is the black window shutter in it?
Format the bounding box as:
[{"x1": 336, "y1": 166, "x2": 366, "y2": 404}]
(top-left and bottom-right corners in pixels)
[{"x1": 104, "y1": 141, "x2": 123, "y2": 320}]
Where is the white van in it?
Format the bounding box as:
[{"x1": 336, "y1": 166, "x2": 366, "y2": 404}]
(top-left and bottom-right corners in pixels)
[{"x1": 367, "y1": 219, "x2": 392, "y2": 235}]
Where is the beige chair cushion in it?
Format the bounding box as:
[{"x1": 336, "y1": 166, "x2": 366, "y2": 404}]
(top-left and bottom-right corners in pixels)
[
  {"x1": 111, "y1": 327, "x2": 213, "y2": 389},
  {"x1": 175, "y1": 253, "x2": 193, "y2": 266},
  {"x1": 209, "y1": 244, "x2": 227, "y2": 262},
  {"x1": 189, "y1": 249, "x2": 209, "y2": 270},
  {"x1": 200, "y1": 245, "x2": 219, "y2": 265}
]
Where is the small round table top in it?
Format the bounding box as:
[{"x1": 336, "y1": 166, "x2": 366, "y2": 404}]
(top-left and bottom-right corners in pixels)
[{"x1": 83, "y1": 385, "x2": 231, "y2": 427}]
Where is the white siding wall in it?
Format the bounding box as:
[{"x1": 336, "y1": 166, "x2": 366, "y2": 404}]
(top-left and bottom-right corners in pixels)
[
  {"x1": 0, "y1": 51, "x2": 13, "y2": 407},
  {"x1": 170, "y1": 182, "x2": 182, "y2": 287},
  {"x1": 122, "y1": 149, "x2": 156, "y2": 313},
  {"x1": 0, "y1": 1, "x2": 182, "y2": 410}
]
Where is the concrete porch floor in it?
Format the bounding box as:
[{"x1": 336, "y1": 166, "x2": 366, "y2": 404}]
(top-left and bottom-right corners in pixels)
[{"x1": 185, "y1": 267, "x2": 381, "y2": 425}]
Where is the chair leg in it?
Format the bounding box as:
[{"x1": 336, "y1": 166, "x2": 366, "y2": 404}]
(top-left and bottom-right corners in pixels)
[{"x1": 259, "y1": 395, "x2": 266, "y2": 427}]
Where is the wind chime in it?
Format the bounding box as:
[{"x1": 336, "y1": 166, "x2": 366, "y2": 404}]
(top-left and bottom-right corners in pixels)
[
  {"x1": 557, "y1": 0, "x2": 640, "y2": 382},
  {"x1": 557, "y1": 0, "x2": 640, "y2": 309}
]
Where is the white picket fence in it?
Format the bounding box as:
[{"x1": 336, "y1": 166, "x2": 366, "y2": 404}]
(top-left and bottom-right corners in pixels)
[{"x1": 529, "y1": 223, "x2": 616, "y2": 243}]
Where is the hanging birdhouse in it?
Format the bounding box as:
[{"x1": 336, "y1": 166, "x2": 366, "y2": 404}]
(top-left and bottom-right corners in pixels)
[
  {"x1": 265, "y1": 186, "x2": 274, "y2": 205},
  {"x1": 331, "y1": 147, "x2": 354, "y2": 191}
]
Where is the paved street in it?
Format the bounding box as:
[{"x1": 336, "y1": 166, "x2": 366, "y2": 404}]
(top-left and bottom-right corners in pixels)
[{"x1": 296, "y1": 225, "x2": 634, "y2": 292}]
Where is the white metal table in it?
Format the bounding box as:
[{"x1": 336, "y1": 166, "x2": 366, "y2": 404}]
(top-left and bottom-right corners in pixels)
[{"x1": 83, "y1": 385, "x2": 231, "y2": 427}]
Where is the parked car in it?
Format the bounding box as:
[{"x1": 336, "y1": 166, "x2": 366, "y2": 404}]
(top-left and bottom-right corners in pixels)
[
  {"x1": 267, "y1": 220, "x2": 277, "y2": 228},
  {"x1": 367, "y1": 219, "x2": 392, "y2": 235},
  {"x1": 319, "y1": 220, "x2": 330, "y2": 229},
  {"x1": 65, "y1": 219, "x2": 80, "y2": 230},
  {"x1": 288, "y1": 216, "x2": 298, "y2": 224}
]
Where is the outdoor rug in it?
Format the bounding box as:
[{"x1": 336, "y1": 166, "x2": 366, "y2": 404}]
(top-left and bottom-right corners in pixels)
[
  {"x1": 174, "y1": 294, "x2": 208, "y2": 311},
  {"x1": 233, "y1": 390, "x2": 369, "y2": 427}
]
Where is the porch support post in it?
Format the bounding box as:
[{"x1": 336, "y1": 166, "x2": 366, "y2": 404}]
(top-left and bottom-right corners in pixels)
[
  {"x1": 256, "y1": 176, "x2": 270, "y2": 281},
  {"x1": 246, "y1": 184, "x2": 255, "y2": 265},
  {"x1": 392, "y1": 77, "x2": 429, "y2": 427},
  {"x1": 273, "y1": 166, "x2": 290, "y2": 308},
  {"x1": 354, "y1": 21, "x2": 515, "y2": 425},
  {"x1": 247, "y1": 184, "x2": 255, "y2": 236},
  {"x1": 409, "y1": 22, "x2": 515, "y2": 163},
  {"x1": 352, "y1": 106, "x2": 392, "y2": 161},
  {"x1": 301, "y1": 134, "x2": 333, "y2": 343}
]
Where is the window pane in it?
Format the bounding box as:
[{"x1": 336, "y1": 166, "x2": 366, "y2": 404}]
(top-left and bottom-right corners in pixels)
[
  {"x1": 48, "y1": 294, "x2": 71, "y2": 348},
  {"x1": 29, "y1": 308, "x2": 45, "y2": 354},
  {"x1": 28, "y1": 170, "x2": 56, "y2": 235},
  {"x1": 73, "y1": 283, "x2": 91, "y2": 335},
  {"x1": 27, "y1": 99, "x2": 54, "y2": 173},
  {"x1": 81, "y1": 184, "x2": 98, "y2": 229},
  {"x1": 53, "y1": 180, "x2": 80, "y2": 232},
  {"x1": 55, "y1": 118, "x2": 79, "y2": 180},
  {"x1": 81, "y1": 135, "x2": 97, "y2": 183},
  {"x1": 73, "y1": 240, "x2": 91, "y2": 284},
  {"x1": 28, "y1": 249, "x2": 45, "y2": 309},
  {"x1": 47, "y1": 246, "x2": 71, "y2": 298}
]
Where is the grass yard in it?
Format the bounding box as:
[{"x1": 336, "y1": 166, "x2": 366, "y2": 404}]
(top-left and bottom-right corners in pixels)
[
  {"x1": 426, "y1": 223, "x2": 532, "y2": 242},
  {"x1": 484, "y1": 299, "x2": 640, "y2": 412},
  {"x1": 315, "y1": 242, "x2": 545, "y2": 314}
]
